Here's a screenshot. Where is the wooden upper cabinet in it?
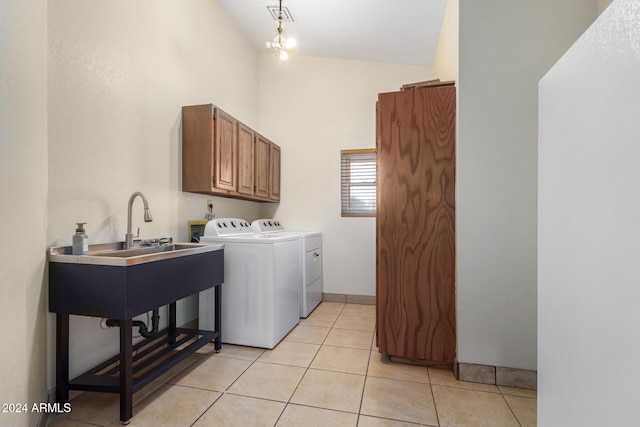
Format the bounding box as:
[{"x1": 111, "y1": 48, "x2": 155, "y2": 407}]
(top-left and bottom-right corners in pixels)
[
  {"x1": 237, "y1": 122, "x2": 255, "y2": 196},
  {"x1": 182, "y1": 103, "x2": 282, "y2": 203},
  {"x1": 255, "y1": 134, "x2": 270, "y2": 199},
  {"x1": 269, "y1": 143, "x2": 281, "y2": 201}
]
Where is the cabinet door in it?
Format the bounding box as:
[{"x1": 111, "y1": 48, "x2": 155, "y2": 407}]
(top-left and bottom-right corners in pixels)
[
  {"x1": 269, "y1": 143, "x2": 281, "y2": 201},
  {"x1": 237, "y1": 123, "x2": 255, "y2": 196},
  {"x1": 213, "y1": 108, "x2": 236, "y2": 191},
  {"x1": 376, "y1": 86, "x2": 456, "y2": 363},
  {"x1": 254, "y1": 134, "x2": 270, "y2": 199}
]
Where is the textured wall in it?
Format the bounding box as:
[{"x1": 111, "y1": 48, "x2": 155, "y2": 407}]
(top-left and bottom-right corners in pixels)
[
  {"x1": 539, "y1": 0, "x2": 640, "y2": 423},
  {"x1": 0, "y1": 0, "x2": 48, "y2": 425}
]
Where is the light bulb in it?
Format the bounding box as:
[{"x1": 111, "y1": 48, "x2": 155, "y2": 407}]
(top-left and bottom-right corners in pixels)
[
  {"x1": 285, "y1": 38, "x2": 296, "y2": 50},
  {"x1": 278, "y1": 50, "x2": 288, "y2": 62}
]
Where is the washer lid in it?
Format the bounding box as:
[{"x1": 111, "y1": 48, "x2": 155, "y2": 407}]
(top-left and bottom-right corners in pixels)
[{"x1": 200, "y1": 233, "x2": 299, "y2": 244}]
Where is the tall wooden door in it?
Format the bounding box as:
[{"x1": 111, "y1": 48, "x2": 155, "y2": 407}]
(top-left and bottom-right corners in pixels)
[{"x1": 376, "y1": 85, "x2": 456, "y2": 363}]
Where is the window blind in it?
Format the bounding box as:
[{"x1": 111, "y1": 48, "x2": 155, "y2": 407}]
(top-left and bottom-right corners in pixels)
[{"x1": 340, "y1": 149, "x2": 376, "y2": 217}]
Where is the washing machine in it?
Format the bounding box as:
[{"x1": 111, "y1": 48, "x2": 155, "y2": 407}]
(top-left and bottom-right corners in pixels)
[
  {"x1": 251, "y1": 219, "x2": 323, "y2": 318},
  {"x1": 199, "y1": 218, "x2": 300, "y2": 349}
]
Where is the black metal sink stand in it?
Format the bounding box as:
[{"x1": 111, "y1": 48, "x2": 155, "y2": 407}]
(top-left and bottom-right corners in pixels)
[
  {"x1": 49, "y1": 245, "x2": 224, "y2": 424},
  {"x1": 54, "y1": 286, "x2": 221, "y2": 424}
]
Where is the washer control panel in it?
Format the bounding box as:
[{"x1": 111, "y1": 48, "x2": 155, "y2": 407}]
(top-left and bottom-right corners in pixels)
[
  {"x1": 204, "y1": 218, "x2": 253, "y2": 236},
  {"x1": 251, "y1": 219, "x2": 285, "y2": 233}
]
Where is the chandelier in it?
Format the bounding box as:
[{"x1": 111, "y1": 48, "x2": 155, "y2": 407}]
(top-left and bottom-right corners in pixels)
[{"x1": 265, "y1": 0, "x2": 296, "y2": 62}]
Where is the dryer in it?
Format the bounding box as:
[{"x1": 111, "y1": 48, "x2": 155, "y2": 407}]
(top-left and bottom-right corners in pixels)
[
  {"x1": 199, "y1": 218, "x2": 300, "y2": 349},
  {"x1": 251, "y1": 219, "x2": 323, "y2": 318}
]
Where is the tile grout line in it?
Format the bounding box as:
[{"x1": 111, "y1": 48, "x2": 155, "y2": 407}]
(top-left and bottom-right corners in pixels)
[
  {"x1": 272, "y1": 302, "x2": 346, "y2": 426},
  {"x1": 497, "y1": 386, "x2": 525, "y2": 427},
  {"x1": 355, "y1": 340, "x2": 373, "y2": 426},
  {"x1": 186, "y1": 347, "x2": 264, "y2": 427},
  {"x1": 427, "y1": 367, "x2": 442, "y2": 427}
]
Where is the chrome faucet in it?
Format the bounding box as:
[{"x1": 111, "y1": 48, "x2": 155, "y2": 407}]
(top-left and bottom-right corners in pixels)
[{"x1": 125, "y1": 191, "x2": 153, "y2": 249}]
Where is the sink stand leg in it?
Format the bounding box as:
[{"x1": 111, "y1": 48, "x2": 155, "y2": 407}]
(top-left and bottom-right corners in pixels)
[
  {"x1": 119, "y1": 318, "x2": 133, "y2": 424},
  {"x1": 169, "y1": 302, "x2": 177, "y2": 342},
  {"x1": 215, "y1": 285, "x2": 222, "y2": 352},
  {"x1": 55, "y1": 314, "x2": 70, "y2": 404}
]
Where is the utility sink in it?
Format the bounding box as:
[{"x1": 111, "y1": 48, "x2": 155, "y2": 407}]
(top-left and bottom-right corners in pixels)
[
  {"x1": 48, "y1": 241, "x2": 224, "y2": 319},
  {"x1": 94, "y1": 244, "x2": 194, "y2": 258},
  {"x1": 49, "y1": 241, "x2": 222, "y2": 267}
]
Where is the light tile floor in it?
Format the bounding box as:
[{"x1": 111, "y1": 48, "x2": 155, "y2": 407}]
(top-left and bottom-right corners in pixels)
[{"x1": 47, "y1": 302, "x2": 537, "y2": 427}]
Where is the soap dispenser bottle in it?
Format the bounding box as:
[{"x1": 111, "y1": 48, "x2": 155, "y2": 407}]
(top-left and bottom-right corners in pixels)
[{"x1": 72, "y1": 222, "x2": 88, "y2": 255}]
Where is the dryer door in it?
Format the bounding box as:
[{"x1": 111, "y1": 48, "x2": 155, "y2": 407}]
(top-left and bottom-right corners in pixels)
[{"x1": 304, "y1": 246, "x2": 322, "y2": 286}]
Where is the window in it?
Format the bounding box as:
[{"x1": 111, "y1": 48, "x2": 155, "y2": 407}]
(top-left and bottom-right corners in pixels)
[{"x1": 340, "y1": 149, "x2": 376, "y2": 217}]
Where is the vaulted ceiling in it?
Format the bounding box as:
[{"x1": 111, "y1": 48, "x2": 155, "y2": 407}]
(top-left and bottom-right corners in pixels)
[{"x1": 217, "y1": 0, "x2": 448, "y2": 66}]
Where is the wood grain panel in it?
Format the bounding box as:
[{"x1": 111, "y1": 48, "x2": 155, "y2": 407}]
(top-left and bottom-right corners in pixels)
[
  {"x1": 237, "y1": 122, "x2": 255, "y2": 195},
  {"x1": 214, "y1": 108, "x2": 237, "y2": 191},
  {"x1": 269, "y1": 143, "x2": 281, "y2": 201},
  {"x1": 376, "y1": 86, "x2": 456, "y2": 363},
  {"x1": 255, "y1": 134, "x2": 270, "y2": 199}
]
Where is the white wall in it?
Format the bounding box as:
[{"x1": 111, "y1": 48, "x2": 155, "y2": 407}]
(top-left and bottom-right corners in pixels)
[
  {"x1": 0, "y1": 0, "x2": 48, "y2": 426},
  {"x1": 539, "y1": 0, "x2": 640, "y2": 423},
  {"x1": 457, "y1": 0, "x2": 598, "y2": 371},
  {"x1": 47, "y1": 0, "x2": 263, "y2": 386},
  {"x1": 433, "y1": 0, "x2": 459, "y2": 82},
  {"x1": 258, "y1": 54, "x2": 431, "y2": 297}
]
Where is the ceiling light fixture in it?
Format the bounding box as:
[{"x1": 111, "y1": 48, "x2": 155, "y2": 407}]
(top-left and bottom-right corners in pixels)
[{"x1": 265, "y1": 0, "x2": 296, "y2": 62}]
